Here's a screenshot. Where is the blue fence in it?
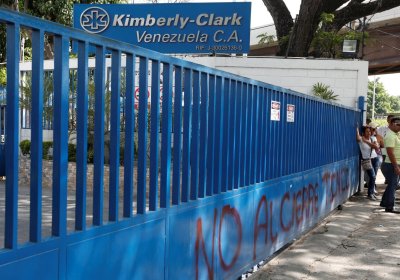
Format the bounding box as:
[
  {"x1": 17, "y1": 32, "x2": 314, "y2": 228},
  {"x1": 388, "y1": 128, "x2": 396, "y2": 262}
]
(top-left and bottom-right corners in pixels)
[{"x1": 0, "y1": 8, "x2": 361, "y2": 280}]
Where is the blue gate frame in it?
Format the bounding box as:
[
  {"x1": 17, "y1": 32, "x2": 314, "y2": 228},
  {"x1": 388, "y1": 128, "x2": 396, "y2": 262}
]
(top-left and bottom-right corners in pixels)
[{"x1": 0, "y1": 8, "x2": 361, "y2": 280}]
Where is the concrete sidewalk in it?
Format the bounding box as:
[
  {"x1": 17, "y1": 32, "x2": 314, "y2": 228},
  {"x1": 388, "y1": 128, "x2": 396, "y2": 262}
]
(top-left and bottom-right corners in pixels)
[{"x1": 248, "y1": 172, "x2": 400, "y2": 280}]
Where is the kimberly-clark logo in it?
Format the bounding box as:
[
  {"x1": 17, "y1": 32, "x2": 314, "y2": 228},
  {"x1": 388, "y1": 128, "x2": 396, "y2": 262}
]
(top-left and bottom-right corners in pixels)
[{"x1": 80, "y1": 7, "x2": 110, "y2": 34}]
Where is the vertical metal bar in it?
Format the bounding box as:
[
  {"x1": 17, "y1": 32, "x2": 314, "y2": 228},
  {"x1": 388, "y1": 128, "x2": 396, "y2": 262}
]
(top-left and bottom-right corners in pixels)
[
  {"x1": 258, "y1": 87, "x2": 264, "y2": 181},
  {"x1": 234, "y1": 81, "x2": 243, "y2": 189},
  {"x1": 221, "y1": 78, "x2": 230, "y2": 192},
  {"x1": 52, "y1": 35, "x2": 69, "y2": 237},
  {"x1": 30, "y1": 28, "x2": 44, "y2": 242},
  {"x1": 267, "y1": 90, "x2": 274, "y2": 179},
  {"x1": 181, "y1": 68, "x2": 192, "y2": 202},
  {"x1": 93, "y1": 46, "x2": 105, "y2": 226},
  {"x1": 240, "y1": 83, "x2": 248, "y2": 187},
  {"x1": 253, "y1": 86, "x2": 260, "y2": 183},
  {"x1": 123, "y1": 54, "x2": 135, "y2": 217},
  {"x1": 172, "y1": 66, "x2": 182, "y2": 205},
  {"x1": 109, "y1": 50, "x2": 121, "y2": 221},
  {"x1": 245, "y1": 84, "x2": 253, "y2": 186},
  {"x1": 228, "y1": 80, "x2": 237, "y2": 190},
  {"x1": 137, "y1": 56, "x2": 148, "y2": 214},
  {"x1": 213, "y1": 76, "x2": 224, "y2": 194},
  {"x1": 272, "y1": 91, "x2": 279, "y2": 178},
  {"x1": 293, "y1": 94, "x2": 298, "y2": 173},
  {"x1": 160, "y1": 63, "x2": 173, "y2": 208},
  {"x1": 260, "y1": 88, "x2": 267, "y2": 181},
  {"x1": 75, "y1": 41, "x2": 88, "y2": 230},
  {"x1": 149, "y1": 60, "x2": 160, "y2": 211},
  {"x1": 301, "y1": 98, "x2": 307, "y2": 170},
  {"x1": 286, "y1": 94, "x2": 292, "y2": 175},
  {"x1": 5, "y1": 23, "x2": 20, "y2": 249},
  {"x1": 278, "y1": 92, "x2": 284, "y2": 177},
  {"x1": 198, "y1": 72, "x2": 209, "y2": 198},
  {"x1": 206, "y1": 75, "x2": 216, "y2": 196},
  {"x1": 190, "y1": 70, "x2": 200, "y2": 200}
]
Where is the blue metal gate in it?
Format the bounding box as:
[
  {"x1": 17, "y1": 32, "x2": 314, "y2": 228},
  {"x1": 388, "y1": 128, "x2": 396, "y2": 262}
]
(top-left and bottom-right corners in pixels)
[{"x1": 0, "y1": 8, "x2": 361, "y2": 280}]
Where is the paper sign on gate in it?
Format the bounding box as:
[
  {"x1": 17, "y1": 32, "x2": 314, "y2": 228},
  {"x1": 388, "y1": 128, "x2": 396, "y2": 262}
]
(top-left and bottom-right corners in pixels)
[
  {"x1": 271, "y1": 101, "x2": 280, "y2": 121},
  {"x1": 287, "y1": 104, "x2": 295, "y2": 122}
]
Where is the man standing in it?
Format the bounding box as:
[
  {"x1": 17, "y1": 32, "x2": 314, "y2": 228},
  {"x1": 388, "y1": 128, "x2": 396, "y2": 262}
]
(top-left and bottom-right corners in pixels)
[
  {"x1": 380, "y1": 117, "x2": 400, "y2": 213},
  {"x1": 377, "y1": 114, "x2": 394, "y2": 163}
]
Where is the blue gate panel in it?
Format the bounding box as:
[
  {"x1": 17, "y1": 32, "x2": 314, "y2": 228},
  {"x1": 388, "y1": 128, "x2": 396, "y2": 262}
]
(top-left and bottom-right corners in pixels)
[
  {"x1": 0, "y1": 7, "x2": 362, "y2": 280},
  {"x1": 0, "y1": 250, "x2": 58, "y2": 280},
  {"x1": 66, "y1": 219, "x2": 165, "y2": 280}
]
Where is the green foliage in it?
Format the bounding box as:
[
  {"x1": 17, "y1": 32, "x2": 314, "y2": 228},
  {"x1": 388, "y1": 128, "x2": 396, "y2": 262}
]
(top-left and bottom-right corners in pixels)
[
  {"x1": 311, "y1": 13, "x2": 365, "y2": 58},
  {"x1": 42, "y1": 141, "x2": 53, "y2": 159},
  {"x1": 68, "y1": 143, "x2": 76, "y2": 162},
  {"x1": 19, "y1": 140, "x2": 31, "y2": 156},
  {"x1": 26, "y1": 0, "x2": 127, "y2": 27},
  {"x1": 312, "y1": 82, "x2": 338, "y2": 101},
  {"x1": 0, "y1": 67, "x2": 6, "y2": 86},
  {"x1": 367, "y1": 79, "x2": 400, "y2": 118},
  {"x1": 0, "y1": 0, "x2": 128, "y2": 62},
  {"x1": 257, "y1": 32, "x2": 276, "y2": 45},
  {"x1": 20, "y1": 72, "x2": 54, "y2": 126}
]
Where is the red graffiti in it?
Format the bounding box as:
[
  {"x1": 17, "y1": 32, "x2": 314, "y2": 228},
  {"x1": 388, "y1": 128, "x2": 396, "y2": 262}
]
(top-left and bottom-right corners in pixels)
[
  {"x1": 195, "y1": 209, "x2": 217, "y2": 280},
  {"x1": 280, "y1": 192, "x2": 292, "y2": 232},
  {"x1": 218, "y1": 205, "x2": 242, "y2": 271},
  {"x1": 195, "y1": 206, "x2": 242, "y2": 279},
  {"x1": 280, "y1": 183, "x2": 319, "y2": 232},
  {"x1": 253, "y1": 195, "x2": 277, "y2": 260},
  {"x1": 323, "y1": 168, "x2": 351, "y2": 204},
  {"x1": 195, "y1": 167, "x2": 352, "y2": 278}
]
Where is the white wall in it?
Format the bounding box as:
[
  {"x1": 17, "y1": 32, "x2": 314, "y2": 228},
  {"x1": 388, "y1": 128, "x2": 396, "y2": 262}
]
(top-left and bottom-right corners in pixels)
[{"x1": 181, "y1": 56, "x2": 368, "y2": 109}]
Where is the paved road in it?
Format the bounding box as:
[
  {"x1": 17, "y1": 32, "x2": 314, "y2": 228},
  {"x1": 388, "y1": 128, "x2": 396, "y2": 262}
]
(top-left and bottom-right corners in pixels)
[
  {"x1": 0, "y1": 179, "x2": 137, "y2": 246},
  {"x1": 247, "y1": 172, "x2": 400, "y2": 280}
]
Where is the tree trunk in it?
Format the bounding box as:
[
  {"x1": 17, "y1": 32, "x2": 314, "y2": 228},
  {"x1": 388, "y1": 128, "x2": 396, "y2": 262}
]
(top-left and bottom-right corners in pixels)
[
  {"x1": 289, "y1": 0, "x2": 323, "y2": 57},
  {"x1": 261, "y1": 0, "x2": 294, "y2": 54}
]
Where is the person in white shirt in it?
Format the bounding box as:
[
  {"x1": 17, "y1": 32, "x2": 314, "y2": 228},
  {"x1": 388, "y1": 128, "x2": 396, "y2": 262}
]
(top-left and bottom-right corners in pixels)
[
  {"x1": 377, "y1": 114, "x2": 394, "y2": 163},
  {"x1": 357, "y1": 126, "x2": 380, "y2": 200}
]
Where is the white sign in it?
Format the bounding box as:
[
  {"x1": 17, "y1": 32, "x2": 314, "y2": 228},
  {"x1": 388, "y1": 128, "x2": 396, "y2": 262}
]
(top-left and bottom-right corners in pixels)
[
  {"x1": 271, "y1": 101, "x2": 280, "y2": 121},
  {"x1": 287, "y1": 104, "x2": 295, "y2": 122}
]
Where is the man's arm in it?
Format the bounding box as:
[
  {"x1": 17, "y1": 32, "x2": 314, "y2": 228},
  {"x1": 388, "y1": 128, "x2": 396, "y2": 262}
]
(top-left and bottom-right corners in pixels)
[{"x1": 386, "y1": 147, "x2": 400, "y2": 175}]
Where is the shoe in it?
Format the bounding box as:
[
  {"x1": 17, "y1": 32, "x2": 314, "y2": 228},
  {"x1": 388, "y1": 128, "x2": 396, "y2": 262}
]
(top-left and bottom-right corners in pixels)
[
  {"x1": 385, "y1": 208, "x2": 400, "y2": 213},
  {"x1": 367, "y1": 195, "x2": 376, "y2": 201},
  {"x1": 374, "y1": 190, "x2": 378, "y2": 195},
  {"x1": 373, "y1": 194, "x2": 379, "y2": 200}
]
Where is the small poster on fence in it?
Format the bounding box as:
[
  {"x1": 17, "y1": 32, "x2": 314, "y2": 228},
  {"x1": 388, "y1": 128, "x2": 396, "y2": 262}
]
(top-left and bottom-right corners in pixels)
[
  {"x1": 271, "y1": 101, "x2": 280, "y2": 121},
  {"x1": 287, "y1": 104, "x2": 295, "y2": 122}
]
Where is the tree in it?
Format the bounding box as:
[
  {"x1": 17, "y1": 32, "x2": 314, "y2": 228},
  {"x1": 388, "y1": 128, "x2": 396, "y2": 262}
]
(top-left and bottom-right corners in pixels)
[
  {"x1": 366, "y1": 79, "x2": 400, "y2": 118},
  {"x1": 263, "y1": 0, "x2": 400, "y2": 57},
  {"x1": 0, "y1": 0, "x2": 126, "y2": 62}
]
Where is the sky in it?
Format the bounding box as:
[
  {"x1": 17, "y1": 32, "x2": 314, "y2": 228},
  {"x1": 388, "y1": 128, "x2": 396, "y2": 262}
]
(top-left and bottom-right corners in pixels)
[{"x1": 132, "y1": 0, "x2": 399, "y2": 96}]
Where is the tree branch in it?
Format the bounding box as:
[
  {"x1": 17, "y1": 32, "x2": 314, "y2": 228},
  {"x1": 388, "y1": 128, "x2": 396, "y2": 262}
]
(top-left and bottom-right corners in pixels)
[
  {"x1": 261, "y1": 0, "x2": 294, "y2": 39},
  {"x1": 332, "y1": 0, "x2": 400, "y2": 31},
  {"x1": 321, "y1": 0, "x2": 352, "y2": 13}
]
